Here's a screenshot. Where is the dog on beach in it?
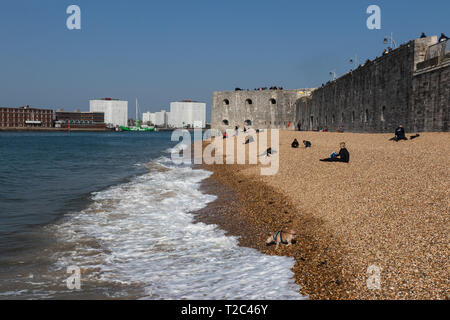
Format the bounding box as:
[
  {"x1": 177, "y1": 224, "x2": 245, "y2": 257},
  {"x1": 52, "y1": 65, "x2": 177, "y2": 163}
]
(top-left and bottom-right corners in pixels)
[{"x1": 266, "y1": 230, "x2": 297, "y2": 247}]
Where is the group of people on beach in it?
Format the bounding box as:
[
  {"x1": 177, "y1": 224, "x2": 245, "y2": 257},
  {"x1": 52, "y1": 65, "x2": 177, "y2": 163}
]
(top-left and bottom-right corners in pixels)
[
  {"x1": 227, "y1": 123, "x2": 421, "y2": 164},
  {"x1": 291, "y1": 138, "x2": 350, "y2": 163},
  {"x1": 291, "y1": 139, "x2": 311, "y2": 149},
  {"x1": 289, "y1": 124, "x2": 421, "y2": 163}
]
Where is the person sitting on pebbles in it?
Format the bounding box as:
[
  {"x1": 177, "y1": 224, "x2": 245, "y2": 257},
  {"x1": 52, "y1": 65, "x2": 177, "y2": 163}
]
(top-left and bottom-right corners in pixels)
[
  {"x1": 390, "y1": 124, "x2": 408, "y2": 142},
  {"x1": 303, "y1": 140, "x2": 312, "y2": 148},
  {"x1": 291, "y1": 139, "x2": 300, "y2": 148},
  {"x1": 320, "y1": 142, "x2": 350, "y2": 163}
]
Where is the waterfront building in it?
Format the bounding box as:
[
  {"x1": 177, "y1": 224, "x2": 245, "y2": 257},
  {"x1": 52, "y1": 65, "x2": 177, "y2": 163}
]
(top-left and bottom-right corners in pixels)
[
  {"x1": 89, "y1": 98, "x2": 128, "y2": 128},
  {"x1": 142, "y1": 112, "x2": 156, "y2": 125},
  {"x1": 55, "y1": 110, "x2": 105, "y2": 129},
  {"x1": 0, "y1": 105, "x2": 53, "y2": 128},
  {"x1": 168, "y1": 100, "x2": 206, "y2": 128},
  {"x1": 154, "y1": 110, "x2": 169, "y2": 127},
  {"x1": 141, "y1": 110, "x2": 169, "y2": 127}
]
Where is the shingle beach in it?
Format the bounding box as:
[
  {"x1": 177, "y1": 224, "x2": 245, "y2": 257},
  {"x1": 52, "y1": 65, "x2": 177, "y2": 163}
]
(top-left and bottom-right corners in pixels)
[{"x1": 199, "y1": 131, "x2": 449, "y2": 300}]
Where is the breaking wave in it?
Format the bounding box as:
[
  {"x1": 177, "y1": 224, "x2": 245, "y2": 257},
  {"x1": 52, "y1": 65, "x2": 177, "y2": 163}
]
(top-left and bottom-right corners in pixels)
[{"x1": 51, "y1": 157, "x2": 304, "y2": 300}]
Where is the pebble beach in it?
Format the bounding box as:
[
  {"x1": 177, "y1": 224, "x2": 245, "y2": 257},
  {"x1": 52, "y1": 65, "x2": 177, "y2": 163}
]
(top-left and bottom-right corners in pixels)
[{"x1": 200, "y1": 131, "x2": 449, "y2": 300}]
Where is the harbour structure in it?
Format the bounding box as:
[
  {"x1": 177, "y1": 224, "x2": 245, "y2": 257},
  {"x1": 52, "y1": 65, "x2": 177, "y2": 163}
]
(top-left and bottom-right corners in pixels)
[
  {"x1": 54, "y1": 109, "x2": 106, "y2": 129},
  {"x1": 297, "y1": 36, "x2": 449, "y2": 133},
  {"x1": 168, "y1": 100, "x2": 206, "y2": 129},
  {"x1": 89, "y1": 98, "x2": 128, "y2": 128},
  {"x1": 0, "y1": 105, "x2": 53, "y2": 128},
  {"x1": 212, "y1": 89, "x2": 312, "y2": 132},
  {"x1": 212, "y1": 35, "x2": 449, "y2": 133}
]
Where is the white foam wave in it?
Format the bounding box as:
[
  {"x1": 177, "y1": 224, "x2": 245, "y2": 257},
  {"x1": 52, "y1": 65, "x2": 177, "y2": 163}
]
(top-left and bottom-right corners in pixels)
[
  {"x1": 163, "y1": 144, "x2": 189, "y2": 155},
  {"x1": 52, "y1": 157, "x2": 305, "y2": 300}
]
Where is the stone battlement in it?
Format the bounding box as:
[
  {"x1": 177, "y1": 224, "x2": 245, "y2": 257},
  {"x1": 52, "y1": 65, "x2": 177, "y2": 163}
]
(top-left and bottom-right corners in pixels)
[
  {"x1": 212, "y1": 36, "x2": 449, "y2": 133},
  {"x1": 212, "y1": 89, "x2": 314, "y2": 131}
]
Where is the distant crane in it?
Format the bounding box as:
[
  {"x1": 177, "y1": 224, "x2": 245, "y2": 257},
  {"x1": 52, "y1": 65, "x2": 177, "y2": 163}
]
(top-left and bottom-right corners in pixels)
[{"x1": 136, "y1": 98, "x2": 140, "y2": 127}]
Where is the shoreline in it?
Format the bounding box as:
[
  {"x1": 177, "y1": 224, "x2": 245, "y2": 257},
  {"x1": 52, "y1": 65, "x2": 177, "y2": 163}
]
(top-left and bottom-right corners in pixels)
[
  {"x1": 196, "y1": 131, "x2": 449, "y2": 300},
  {"x1": 194, "y1": 164, "x2": 353, "y2": 300},
  {"x1": 0, "y1": 127, "x2": 112, "y2": 132}
]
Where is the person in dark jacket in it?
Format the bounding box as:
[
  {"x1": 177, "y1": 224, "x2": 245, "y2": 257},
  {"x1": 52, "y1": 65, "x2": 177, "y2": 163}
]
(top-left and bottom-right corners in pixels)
[
  {"x1": 320, "y1": 143, "x2": 350, "y2": 163},
  {"x1": 291, "y1": 139, "x2": 300, "y2": 148},
  {"x1": 303, "y1": 140, "x2": 312, "y2": 148},
  {"x1": 439, "y1": 33, "x2": 449, "y2": 42},
  {"x1": 394, "y1": 125, "x2": 407, "y2": 141}
]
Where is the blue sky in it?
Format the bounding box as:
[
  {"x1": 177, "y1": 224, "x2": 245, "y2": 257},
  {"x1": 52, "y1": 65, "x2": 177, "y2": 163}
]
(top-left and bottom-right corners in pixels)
[{"x1": 0, "y1": 0, "x2": 448, "y2": 120}]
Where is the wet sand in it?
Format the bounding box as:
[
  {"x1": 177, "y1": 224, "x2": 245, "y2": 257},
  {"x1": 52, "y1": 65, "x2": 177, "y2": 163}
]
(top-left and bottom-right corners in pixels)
[{"x1": 196, "y1": 131, "x2": 449, "y2": 300}]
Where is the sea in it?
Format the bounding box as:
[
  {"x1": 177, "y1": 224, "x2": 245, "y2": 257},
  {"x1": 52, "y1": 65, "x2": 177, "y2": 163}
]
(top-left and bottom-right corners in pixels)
[{"x1": 0, "y1": 131, "x2": 303, "y2": 300}]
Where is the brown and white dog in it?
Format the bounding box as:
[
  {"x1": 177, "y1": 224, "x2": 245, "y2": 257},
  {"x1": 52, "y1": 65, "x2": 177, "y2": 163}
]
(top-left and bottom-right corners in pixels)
[{"x1": 266, "y1": 230, "x2": 297, "y2": 247}]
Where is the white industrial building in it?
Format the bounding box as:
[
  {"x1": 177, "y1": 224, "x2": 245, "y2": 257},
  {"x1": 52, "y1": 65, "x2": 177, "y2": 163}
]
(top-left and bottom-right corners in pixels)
[
  {"x1": 142, "y1": 112, "x2": 156, "y2": 125},
  {"x1": 89, "y1": 98, "x2": 128, "y2": 127},
  {"x1": 168, "y1": 101, "x2": 206, "y2": 129},
  {"x1": 155, "y1": 110, "x2": 169, "y2": 127},
  {"x1": 142, "y1": 110, "x2": 169, "y2": 127}
]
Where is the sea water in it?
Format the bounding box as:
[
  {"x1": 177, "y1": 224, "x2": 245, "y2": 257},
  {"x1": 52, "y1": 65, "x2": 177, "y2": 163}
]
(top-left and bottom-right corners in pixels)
[{"x1": 0, "y1": 131, "x2": 304, "y2": 299}]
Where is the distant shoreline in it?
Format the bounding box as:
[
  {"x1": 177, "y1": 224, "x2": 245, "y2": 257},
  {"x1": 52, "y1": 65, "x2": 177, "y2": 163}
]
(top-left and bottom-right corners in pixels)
[
  {"x1": 0, "y1": 127, "x2": 112, "y2": 132},
  {"x1": 0, "y1": 128, "x2": 204, "y2": 133}
]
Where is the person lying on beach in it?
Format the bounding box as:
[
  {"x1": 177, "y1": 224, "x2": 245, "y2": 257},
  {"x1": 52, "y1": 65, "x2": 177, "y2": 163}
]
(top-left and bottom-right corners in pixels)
[
  {"x1": 291, "y1": 139, "x2": 299, "y2": 148},
  {"x1": 410, "y1": 134, "x2": 420, "y2": 140},
  {"x1": 320, "y1": 142, "x2": 350, "y2": 163},
  {"x1": 303, "y1": 140, "x2": 312, "y2": 148}
]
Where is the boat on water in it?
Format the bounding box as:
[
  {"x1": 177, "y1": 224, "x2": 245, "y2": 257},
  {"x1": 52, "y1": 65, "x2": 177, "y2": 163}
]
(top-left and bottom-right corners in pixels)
[
  {"x1": 121, "y1": 121, "x2": 155, "y2": 132},
  {"x1": 120, "y1": 99, "x2": 155, "y2": 132}
]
